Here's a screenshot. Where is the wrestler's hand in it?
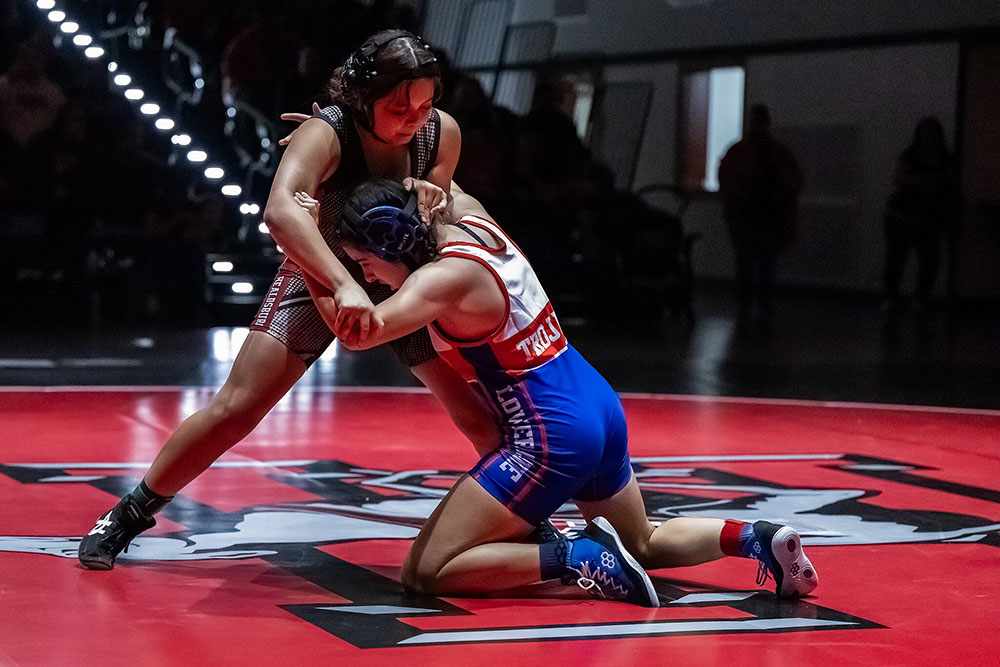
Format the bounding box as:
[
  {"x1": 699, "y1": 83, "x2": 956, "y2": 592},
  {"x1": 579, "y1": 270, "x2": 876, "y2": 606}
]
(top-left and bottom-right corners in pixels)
[
  {"x1": 333, "y1": 282, "x2": 383, "y2": 343},
  {"x1": 336, "y1": 330, "x2": 364, "y2": 351},
  {"x1": 279, "y1": 102, "x2": 323, "y2": 145},
  {"x1": 293, "y1": 191, "x2": 320, "y2": 226},
  {"x1": 403, "y1": 177, "x2": 448, "y2": 224}
]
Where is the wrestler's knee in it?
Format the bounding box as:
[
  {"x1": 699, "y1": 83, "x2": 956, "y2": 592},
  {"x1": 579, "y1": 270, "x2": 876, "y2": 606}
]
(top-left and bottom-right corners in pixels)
[
  {"x1": 400, "y1": 559, "x2": 426, "y2": 594},
  {"x1": 630, "y1": 540, "x2": 654, "y2": 569},
  {"x1": 400, "y1": 556, "x2": 441, "y2": 595},
  {"x1": 204, "y1": 386, "x2": 267, "y2": 434}
]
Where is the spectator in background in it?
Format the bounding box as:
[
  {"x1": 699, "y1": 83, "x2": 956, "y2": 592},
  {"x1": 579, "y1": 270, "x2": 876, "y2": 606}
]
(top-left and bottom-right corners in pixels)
[
  {"x1": 517, "y1": 75, "x2": 590, "y2": 186},
  {"x1": 293, "y1": 0, "x2": 369, "y2": 99},
  {"x1": 718, "y1": 104, "x2": 802, "y2": 332},
  {"x1": 367, "y1": 0, "x2": 420, "y2": 34},
  {"x1": 0, "y1": 31, "x2": 66, "y2": 147},
  {"x1": 0, "y1": 31, "x2": 67, "y2": 285},
  {"x1": 94, "y1": 108, "x2": 176, "y2": 230},
  {"x1": 220, "y1": 1, "x2": 299, "y2": 117},
  {"x1": 882, "y1": 117, "x2": 961, "y2": 321},
  {"x1": 141, "y1": 189, "x2": 224, "y2": 325},
  {"x1": 511, "y1": 74, "x2": 617, "y2": 304},
  {"x1": 162, "y1": 0, "x2": 225, "y2": 59},
  {"x1": 445, "y1": 76, "x2": 507, "y2": 207},
  {"x1": 84, "y1": 107, "x2": 194, "y2": 322}
]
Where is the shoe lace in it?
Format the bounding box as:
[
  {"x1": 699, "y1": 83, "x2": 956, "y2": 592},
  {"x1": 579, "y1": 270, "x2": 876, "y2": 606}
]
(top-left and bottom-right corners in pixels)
[
  {"x1": 97, "y1": 501, "x2": 153, "y2": 554},
  {"x1": 569, "y1": 561, "x2": 628, "y2": 601},
  {"x1": 756, "y1": 558, "x2": 771, "y2": 586},
  {"x1": 569, "y1": 563, "x2": 604, "y2": 597}
]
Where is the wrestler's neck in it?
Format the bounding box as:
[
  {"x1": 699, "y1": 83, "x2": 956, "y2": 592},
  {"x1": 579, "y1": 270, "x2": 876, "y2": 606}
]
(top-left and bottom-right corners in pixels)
[
  {"x1": 357, "y1": 123, "x2": 411, "y2": 179},
  {"x1": 357, "y1": 119, "x2": 410, "y2": 149}
]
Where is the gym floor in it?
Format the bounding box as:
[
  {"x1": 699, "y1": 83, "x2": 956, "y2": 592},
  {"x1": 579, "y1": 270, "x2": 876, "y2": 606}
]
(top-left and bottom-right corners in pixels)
[{"x1": 1, "y1": 288, "x2": 998, "y2": 665}]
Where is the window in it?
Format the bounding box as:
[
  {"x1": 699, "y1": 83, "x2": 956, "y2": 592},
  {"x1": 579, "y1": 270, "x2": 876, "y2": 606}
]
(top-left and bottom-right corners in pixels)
[
  {"x1": 679, "y1": 65, "x2": 745, "y2": 192},
  {"x1": 570, "y1": 77, "x2": 595, "y2": 141}
]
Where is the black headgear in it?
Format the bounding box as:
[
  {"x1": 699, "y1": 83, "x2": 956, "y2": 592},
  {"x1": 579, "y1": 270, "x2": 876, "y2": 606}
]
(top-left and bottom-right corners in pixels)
[
  {"x1": 340, "y1": 30, "x2": 438, "y2": 113},
  {"x1": 341, "y1": 192, "x2": 432, "y2": 270}
]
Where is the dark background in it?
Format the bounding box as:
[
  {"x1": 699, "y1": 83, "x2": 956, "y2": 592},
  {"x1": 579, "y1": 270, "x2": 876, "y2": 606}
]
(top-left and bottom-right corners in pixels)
[{"x1": 0, "y1": 0, "x2": 998, "y2": 410}]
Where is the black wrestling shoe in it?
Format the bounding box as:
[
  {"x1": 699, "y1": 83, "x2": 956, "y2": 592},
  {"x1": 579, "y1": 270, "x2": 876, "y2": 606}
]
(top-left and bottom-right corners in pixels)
[{"x1": 78, "y1": 495, "x2": 155, "y2": 570}]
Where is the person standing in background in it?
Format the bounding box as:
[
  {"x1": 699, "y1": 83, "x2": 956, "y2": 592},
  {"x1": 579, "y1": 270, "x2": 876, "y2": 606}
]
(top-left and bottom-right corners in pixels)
[
  {"x1": 882, "y1": 117, "x2": 961, "y2": 323},
  {"x1": 718, "y1": 104, "x2": 802, "y2": 333}
]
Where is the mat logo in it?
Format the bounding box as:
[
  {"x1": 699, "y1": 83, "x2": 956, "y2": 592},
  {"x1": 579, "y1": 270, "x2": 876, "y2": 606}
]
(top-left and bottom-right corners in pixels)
[{"x1": 1, "y1": 453, "x2": 998, "y2": 647}]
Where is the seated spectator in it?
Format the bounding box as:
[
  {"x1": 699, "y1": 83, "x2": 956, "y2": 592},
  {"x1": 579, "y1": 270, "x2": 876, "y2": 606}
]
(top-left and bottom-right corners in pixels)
[
  {"x1": 446, "y1": 76, "x2": 508, "y2": 207},
  {"x1": 0, "y1": 31, "x2": 65, "y2": 148},
  {"x1": 511, "y1": 75, "x2": 617, "y2": 303}
]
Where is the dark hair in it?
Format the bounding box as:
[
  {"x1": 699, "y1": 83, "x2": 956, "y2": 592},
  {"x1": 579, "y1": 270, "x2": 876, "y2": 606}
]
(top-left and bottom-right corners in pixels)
[
  {"x1": 327, "y1": 30, "x2": 441, "y2": 132},
  {"x1": 338, "y1": 179, "x2": 438, "y2": 270}
]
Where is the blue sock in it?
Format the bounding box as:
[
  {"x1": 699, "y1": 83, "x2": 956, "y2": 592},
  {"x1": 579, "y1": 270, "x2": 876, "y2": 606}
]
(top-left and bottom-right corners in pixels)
[
  {"x1": 539, "y1": 538, "x2": 568, "y2": 581},
  {"x1": 737, "y1": 522, "x2": 757, "y2": 558}
]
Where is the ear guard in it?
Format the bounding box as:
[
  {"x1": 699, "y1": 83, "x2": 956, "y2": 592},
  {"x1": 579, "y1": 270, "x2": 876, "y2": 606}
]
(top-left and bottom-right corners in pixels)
[{"x1": 341, "y1": 193, "x2": 431, "y2": 269}]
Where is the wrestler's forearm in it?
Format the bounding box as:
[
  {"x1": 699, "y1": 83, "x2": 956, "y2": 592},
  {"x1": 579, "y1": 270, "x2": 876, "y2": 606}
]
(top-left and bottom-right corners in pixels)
[
  {"x1": 300, "y1": 272, "x2": 340, "y2": 332},
  {"x1": 263, "y1": 198, "x2": 354, "y2": 292}
]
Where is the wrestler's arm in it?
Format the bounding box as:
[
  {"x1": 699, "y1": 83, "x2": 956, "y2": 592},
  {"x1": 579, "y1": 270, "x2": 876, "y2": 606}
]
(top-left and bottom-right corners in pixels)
[
  {"x1": 296, "y1": 113, "x2": 460, "y2": 332},
  {"x1": 262, "y1": 119, "x2": 347, "y2": 290},
  {"x1": 409, "y1": 110, "x2": 461, "y2": 220},
  {"x1": 426, "y1": 110, "x2": 461, "y2": 191},
  {"x1": 402, "y1": 177, "x2": 492, "y2": 222},
  {"x1": 264, "y1": 118, "x2": 381, "y2": 337},
  {"x1": 309, "y1": 262, "x2": 467, "y2": 350}
]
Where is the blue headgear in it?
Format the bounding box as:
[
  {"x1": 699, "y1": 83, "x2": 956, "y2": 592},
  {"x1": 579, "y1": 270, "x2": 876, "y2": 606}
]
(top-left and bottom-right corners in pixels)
[{"x1": 341, "y1": 192, "x2": 432, "y2": 270}]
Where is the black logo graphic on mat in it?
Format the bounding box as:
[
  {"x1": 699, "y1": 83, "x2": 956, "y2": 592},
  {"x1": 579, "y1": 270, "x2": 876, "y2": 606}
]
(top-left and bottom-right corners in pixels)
[{"x1": 2, "y1": 454, "x2": 998, "y2": 647}]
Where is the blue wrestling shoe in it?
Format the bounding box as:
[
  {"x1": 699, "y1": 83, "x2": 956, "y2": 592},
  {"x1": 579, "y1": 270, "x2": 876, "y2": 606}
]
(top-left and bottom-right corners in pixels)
[
  {"x1": 564, "y1": 517, "x2": 659, "y2": 607},
  {"x1": 746, "y1": 521, "x2": 818, "y2": 598}
]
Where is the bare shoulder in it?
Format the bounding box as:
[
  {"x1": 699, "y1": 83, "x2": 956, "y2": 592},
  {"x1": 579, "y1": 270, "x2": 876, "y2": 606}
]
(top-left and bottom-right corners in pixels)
[
  {"x1": 289, "y1": 116, "x2": 339, "y2": 150},
  {"x1": 281, "y1": 117, "x2": 341, "y2": 183},
  {"x1": 450, "y1": 191, "x2": 492, "y2": 221},
  {"x1": 437, "y1": 109, "x2": 461, "y2": 149},
  {"x1": 437, "y1": 108, "x2": 460, "y2": 135}
]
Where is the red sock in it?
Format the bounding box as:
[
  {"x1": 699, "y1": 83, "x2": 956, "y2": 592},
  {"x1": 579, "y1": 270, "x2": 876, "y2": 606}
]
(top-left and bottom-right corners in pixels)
[{"x1": 720, "y1": 519, "x2": 748, "y2": 556}]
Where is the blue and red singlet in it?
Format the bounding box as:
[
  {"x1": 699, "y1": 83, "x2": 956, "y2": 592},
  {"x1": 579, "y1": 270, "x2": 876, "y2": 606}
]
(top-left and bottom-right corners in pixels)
[{"x1": 429, "y1": 216, "x2": 633, "y2": 524}]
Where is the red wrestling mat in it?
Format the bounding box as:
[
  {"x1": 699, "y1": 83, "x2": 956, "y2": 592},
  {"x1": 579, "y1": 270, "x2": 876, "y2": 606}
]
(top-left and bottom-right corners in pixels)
[{"x1": 1, "y1": 388, "x2": 999, "y2": 666}]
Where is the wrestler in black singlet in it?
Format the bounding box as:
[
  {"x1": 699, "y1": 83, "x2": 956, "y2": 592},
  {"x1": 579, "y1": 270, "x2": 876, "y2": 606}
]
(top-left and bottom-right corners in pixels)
[{"x1": 249, "y1": 104, "x2": 440, "y2": 365}]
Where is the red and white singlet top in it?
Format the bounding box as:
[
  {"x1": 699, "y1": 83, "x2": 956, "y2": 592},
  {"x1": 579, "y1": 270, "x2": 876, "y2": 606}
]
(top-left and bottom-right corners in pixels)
[{"x1": 428, "y1": 215, "x2": 568, "y2": 385}]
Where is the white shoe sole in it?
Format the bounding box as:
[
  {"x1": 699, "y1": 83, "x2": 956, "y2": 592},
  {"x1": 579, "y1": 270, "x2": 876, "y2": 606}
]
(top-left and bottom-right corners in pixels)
[
  {"x1": 591, "y1": 516, "x2": 660, "y2": 607},
  {"x1": 770, "y1": 525, "x2": 818, "y2": 598}
]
